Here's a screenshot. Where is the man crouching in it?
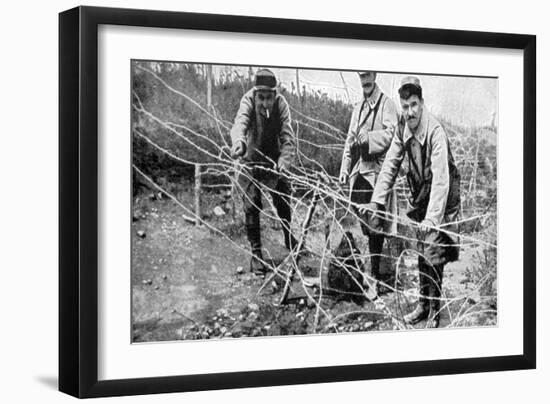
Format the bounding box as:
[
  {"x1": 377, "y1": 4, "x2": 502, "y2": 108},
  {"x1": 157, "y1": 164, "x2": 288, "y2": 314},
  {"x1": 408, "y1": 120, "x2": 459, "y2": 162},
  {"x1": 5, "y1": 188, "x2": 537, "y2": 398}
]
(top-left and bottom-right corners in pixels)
[
  {"x1": 364, "y1": 76, "x2": 461, "y2": 328},
  {"x1": 230, "y1": 69, "x2": 298, "y2": 276}
]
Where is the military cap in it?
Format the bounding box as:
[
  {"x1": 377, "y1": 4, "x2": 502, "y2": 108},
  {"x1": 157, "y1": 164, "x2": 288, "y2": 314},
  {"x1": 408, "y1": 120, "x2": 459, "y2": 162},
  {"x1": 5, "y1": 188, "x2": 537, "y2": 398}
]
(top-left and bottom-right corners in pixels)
[{"x1": 399, "y1": 75, "x2": 422, "y2": 90}]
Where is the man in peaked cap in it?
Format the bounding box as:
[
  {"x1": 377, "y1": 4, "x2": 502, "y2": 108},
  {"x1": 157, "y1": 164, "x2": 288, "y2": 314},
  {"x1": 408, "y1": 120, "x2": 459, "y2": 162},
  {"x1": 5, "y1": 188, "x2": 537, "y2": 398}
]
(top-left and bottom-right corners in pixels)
[
  {"x1": 230, "y1": 68, "x2": 298, "y2": 276},
  {"x1": 363, "y1": 76, "x2": 461, "y2": 328},
  {"x1": 339, "y1": 71, "x2": 399, "y2": 295}
]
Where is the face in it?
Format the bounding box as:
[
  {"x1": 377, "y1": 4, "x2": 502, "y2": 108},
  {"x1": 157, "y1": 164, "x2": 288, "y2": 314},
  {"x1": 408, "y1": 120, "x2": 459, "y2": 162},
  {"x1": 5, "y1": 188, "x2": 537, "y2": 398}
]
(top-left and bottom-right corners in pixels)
[
  {"x1": 254, "y1": 90, "x2": 276, "y2": 117},
  {"x1": 400, "y1": 95, "x2": 424, "y2": 131},
  {"x1": 359, "y1": 72, "x2": 377, "y2": 97}
]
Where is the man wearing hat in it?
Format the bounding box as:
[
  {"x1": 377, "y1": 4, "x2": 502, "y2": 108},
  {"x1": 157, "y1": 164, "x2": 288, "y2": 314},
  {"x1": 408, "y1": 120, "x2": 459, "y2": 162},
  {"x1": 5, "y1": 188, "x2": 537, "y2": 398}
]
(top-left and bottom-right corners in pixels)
[
  {"x1": 230, "y1": 68, "x2": 298, "y2": 275},
  {"x1": 364, "y1": 76, "x2": 461, "y2": 328},
  {"x1": 339, "y1": 71, "x2": 399, "y2": 294}
]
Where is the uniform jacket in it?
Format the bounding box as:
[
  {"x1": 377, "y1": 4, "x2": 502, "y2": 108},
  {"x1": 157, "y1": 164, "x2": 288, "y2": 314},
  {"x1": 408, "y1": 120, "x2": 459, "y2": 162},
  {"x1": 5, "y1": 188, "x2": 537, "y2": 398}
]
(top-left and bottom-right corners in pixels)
[
  {"x1": 372, "y1": 110, "x2": 461, "y2": 230},
  {"x1": 230, "y1": 89, "x2": 295, "y2": 169},
  {"x1": 339, "y1": 84, "x2": 399, "y2": 189}
]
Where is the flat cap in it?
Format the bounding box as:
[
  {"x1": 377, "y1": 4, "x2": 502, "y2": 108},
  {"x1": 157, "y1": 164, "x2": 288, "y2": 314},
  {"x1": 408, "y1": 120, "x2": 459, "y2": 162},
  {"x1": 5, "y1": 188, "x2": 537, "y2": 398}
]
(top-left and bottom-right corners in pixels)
[
  {"x1": 399, "y1": 75, "x2": 422, "y2": 89},
  {"x1": 254, "y1": 69, "x2": 277, "y2": 91}
]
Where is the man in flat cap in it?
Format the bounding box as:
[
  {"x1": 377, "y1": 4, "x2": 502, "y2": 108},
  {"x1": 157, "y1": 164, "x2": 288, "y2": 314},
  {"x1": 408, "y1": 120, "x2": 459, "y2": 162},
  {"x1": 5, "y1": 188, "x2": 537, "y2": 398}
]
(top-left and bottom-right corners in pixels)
[
  {"x1": 339, "y1": 71, "x2": 399, "y2": 294},
  {"x1": 364, "y1": 76, "x2": 461, "y2": 328},
  {"x1": 230, "y1": 68, "x2": 298, "y2": 276}
]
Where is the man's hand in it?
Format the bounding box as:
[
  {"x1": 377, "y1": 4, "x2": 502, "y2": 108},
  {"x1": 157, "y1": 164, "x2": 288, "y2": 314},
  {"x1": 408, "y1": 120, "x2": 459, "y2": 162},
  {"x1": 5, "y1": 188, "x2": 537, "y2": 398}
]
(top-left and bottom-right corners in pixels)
[
  {"x1": 276, "y1": 158, "x2": 289, "y2": 173},
  {"x1": 347, "y1": 135, "x2": 358, "y2": 151},
  {"x1": 356, "y1": 130, "x2": 369, "y2": 148},
  {"x1": 230, "y1": 140, "x2": 246, "y2": 159},
  {"x1": 418, "y1": 219, "x2": 433, "y2": 234},
  {"x1": 359, "y1": 202, "x2": 385, "y2": 236},
  {"x1": 339, "y1": 173, "x2": 348, "y2": 185}
]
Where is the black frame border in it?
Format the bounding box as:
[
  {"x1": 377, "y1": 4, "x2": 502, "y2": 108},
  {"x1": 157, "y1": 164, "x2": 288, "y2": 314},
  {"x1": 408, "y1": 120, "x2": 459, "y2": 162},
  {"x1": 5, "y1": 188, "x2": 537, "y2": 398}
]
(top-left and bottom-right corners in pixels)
[{"x1": 59, "y1": 6, "x2": 536, "y2": 398}]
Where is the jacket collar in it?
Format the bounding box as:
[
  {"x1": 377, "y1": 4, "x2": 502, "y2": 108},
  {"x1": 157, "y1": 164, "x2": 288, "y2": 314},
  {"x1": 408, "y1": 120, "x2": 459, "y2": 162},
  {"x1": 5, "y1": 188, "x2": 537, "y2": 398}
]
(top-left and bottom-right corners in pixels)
[
  {"x1": 357, "y1": 84, "x2": 382, "y2": 128},
  {"x1": 403, "y1": 108, "x2": 428, "y2": 145},
  {"x1": 364, "y1": 83, "x2": 382, "y2": 109}
]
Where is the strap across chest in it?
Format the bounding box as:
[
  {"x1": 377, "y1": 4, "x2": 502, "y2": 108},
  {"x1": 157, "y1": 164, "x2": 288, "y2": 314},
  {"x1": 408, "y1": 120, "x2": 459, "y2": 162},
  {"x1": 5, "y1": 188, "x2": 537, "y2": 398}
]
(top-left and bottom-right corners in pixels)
[{"x1": 356, "y1": 95, "x2": 384, "y2": 134}]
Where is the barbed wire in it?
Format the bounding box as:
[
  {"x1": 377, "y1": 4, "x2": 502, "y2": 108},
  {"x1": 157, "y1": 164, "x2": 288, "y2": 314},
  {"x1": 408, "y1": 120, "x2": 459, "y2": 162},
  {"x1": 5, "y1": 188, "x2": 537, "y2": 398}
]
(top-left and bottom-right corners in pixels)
[{"x1": 132, "y1": 66, "x2": 498, "y2": 333}]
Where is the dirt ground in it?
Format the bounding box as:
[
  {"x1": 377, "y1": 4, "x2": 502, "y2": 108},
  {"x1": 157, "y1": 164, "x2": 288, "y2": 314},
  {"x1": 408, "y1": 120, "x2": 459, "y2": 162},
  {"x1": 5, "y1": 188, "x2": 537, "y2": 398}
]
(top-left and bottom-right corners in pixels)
[{"x1": 131, "y1": 190, "x2": 497, "y2": 343}]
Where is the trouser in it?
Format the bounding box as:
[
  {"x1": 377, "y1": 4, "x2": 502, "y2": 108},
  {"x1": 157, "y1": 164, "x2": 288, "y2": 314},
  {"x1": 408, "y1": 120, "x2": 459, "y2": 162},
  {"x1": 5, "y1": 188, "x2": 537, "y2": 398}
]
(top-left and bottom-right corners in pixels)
[
  {"x1": 350, "y1": 174, "x2": 385, "y2": 279},
  {"x1": 418, "y1": 256, "x2": 444, "y2": 310},
  {"x1": 239, "y1": 166, "x2": 293, "y2": 253},
  {"x1": 413, "y1": 219, "x2": 458, "y2": 306},
  {"x1": 408, "y1": 205, "x2": 460, "y2": 266}
]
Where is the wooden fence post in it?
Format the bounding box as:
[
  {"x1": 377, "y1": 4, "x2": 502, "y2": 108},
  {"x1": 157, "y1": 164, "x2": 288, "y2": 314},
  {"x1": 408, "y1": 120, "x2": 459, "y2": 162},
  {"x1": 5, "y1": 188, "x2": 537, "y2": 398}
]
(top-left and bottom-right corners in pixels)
[
  {"x1": 296, "y1": 69, "x2": 302, "y2": 104},
  {"x1": 194, "y1": 164, "x2": 201, "y2": 225}
]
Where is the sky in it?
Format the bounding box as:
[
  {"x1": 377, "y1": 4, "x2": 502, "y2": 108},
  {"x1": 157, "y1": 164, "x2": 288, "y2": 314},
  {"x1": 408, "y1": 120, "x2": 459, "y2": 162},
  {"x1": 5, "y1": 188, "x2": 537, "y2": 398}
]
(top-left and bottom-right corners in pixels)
[{"x1": 212, "y1": 65, "x2": 498, "y2": 128}]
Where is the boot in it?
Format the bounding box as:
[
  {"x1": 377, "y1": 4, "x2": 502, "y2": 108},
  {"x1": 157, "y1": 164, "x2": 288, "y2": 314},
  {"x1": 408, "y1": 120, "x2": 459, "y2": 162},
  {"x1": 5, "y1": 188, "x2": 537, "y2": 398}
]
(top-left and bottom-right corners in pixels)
[
  {"x1": 369, "y1": 236, "x2": 389, "y2": 295},
  {"x1": 426, "y1": 298, "x2": 441, "y2": 328},
  {"x1": 405, "y1": 260, "x2": 430, "y2": 325},
  {"x1": 371, "y1": 263, "x2": 392, "y2": 295},
  {"x1": 426, "y1": 267, "x2": 443, "y2": 328},
  {"x1": 245, "y1": 215, "x2": 267, "y2": 276},
  {"x1": 404, "y1": 300, "x2": 430, "y2": 325},
  {"x1": 272, "y1": 190, "x2": 295, "y2": 251},
  {"x1": 250, "y1": 249, "x2": 268, "y2": 276}
]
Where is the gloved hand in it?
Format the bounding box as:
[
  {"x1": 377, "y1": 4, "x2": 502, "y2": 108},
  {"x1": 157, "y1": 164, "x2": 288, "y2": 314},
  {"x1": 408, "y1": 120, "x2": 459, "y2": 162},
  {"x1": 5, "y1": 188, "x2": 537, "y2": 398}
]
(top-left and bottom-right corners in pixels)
[{"x1": 231, "y1": 140, "x2": 246, "y2": 159}]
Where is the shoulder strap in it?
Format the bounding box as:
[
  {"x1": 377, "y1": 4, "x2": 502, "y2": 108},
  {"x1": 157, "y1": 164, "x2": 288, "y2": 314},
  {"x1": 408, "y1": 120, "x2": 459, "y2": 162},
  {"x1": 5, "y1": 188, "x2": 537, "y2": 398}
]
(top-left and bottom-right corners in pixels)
[
  {"x1": 397, "y1": 114, "x2": 406, "y2": 141},
  {"x1": 357, "y1": 94, "x2": 384, "y2": 133},
  {"x1": 369, "y1": 94, "x2": 385, "y2": 131}
]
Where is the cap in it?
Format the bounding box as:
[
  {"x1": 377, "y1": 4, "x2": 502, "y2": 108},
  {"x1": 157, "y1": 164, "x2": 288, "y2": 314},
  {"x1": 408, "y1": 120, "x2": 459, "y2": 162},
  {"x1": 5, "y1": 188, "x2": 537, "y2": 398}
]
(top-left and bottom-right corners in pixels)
[
  {"x1": 399, "y1": 75, "x2": 422, "y2": 90},
  {"x1": 254, "y1": 69, "x2": 277, "y2": 91}
]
